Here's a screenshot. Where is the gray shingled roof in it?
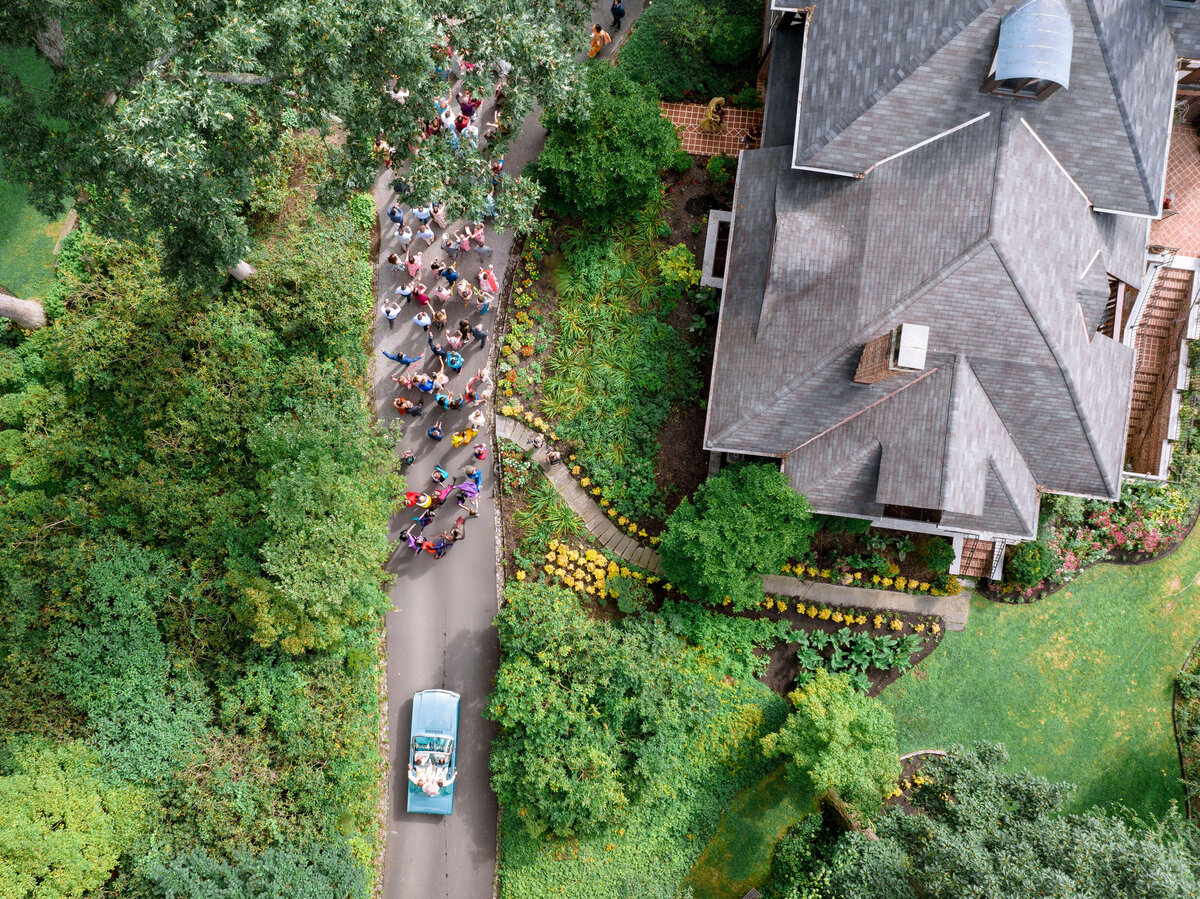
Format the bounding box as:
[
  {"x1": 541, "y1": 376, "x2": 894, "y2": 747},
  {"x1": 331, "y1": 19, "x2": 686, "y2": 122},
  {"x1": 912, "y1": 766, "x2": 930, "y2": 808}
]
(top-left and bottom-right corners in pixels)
[
  {"x1": 706, "y1": 102, "x2": 1136, "y2": 536},
  {"x1": 793, "y1": 0, "x2": 1174, "y2": 215},
  {"x1": 1166, "y1": 6, "x2": 1200, "y2": 59},
  {"x1": 1096, "y1": 212, "x2": 1149, "y2": 289}
]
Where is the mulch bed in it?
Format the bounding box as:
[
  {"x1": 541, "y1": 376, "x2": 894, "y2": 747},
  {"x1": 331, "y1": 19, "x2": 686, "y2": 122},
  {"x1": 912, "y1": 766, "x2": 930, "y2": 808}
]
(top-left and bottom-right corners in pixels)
[
  {"x1": 884, "y1": 751, "x2": 945, "y2": 815},
  {"x1": 743, "y1": 604, "x2": 945, "y2": 698}
]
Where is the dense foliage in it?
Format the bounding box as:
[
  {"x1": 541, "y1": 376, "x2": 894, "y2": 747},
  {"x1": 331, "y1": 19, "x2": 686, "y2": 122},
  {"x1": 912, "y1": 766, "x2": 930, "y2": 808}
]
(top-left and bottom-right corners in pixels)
[
  {"x1": 1177, "y1": 661, "x2": 1200, "y2": 816},
  {"x1": 0, "y1": 737, "x2": 143, "y2": 899},
  {"x1": 0, "y1": 139, "x2": 395, "y2": 894},
  {"x1": 660, "y1": 464, "x2": 816, "y2": 608},
  {"x1": 533, "y1": 65, "x2": 681, "y2": 225},
  {"x1": 762, "y1": 670, "x2": 900, "y2": 822},
  {"x1": 492, "y1": 582, "x2": 793, "y2": 896},
  {"x1": 0, "y1": 0, "x2": 592, "y2": 287},
  {"x1": 149, "y1": 843, "x2": 366, "y2": 899},
  {"x1": 618, "y1": 0, "x2": 762, "y2": 102},
  {"x1": 764, "y1": 744, "x2": 1200, "y2": 899},
  {"x1": 793, "y1": 627, "x2": 927, "y2": 694},
  {"x1": 487, "y1": 582, "x2": 789, "y2": 837},
  {"x1": 533, "y1": 215, "x2": 702, "y2": 520}
]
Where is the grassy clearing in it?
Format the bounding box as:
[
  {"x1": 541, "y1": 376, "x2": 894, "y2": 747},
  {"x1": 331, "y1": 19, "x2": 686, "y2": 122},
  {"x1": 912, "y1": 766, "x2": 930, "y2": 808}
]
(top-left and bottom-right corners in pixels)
[
  {"x1": 685, "y1": 763, "x2": 816, "y2": 899},
  {"x1": 0, "y1": 45, "x2": 67, "y2": 298},
  {"x1": 883, "y1": 526, "x2": 1200, "y2": 817}
]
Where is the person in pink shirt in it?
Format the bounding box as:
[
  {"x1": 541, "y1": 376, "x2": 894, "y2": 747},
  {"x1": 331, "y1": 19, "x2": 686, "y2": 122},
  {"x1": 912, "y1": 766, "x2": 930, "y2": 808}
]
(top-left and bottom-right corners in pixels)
[{"x1": 405, "y1": 252, "x2": 423, "y2": 277}]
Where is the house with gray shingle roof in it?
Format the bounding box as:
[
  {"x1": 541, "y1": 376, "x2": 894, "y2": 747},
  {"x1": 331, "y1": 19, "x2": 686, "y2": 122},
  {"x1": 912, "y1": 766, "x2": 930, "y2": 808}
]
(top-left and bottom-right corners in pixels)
[{"x1": 704, "y1": 0, "x2": 1195, "y2": 562}]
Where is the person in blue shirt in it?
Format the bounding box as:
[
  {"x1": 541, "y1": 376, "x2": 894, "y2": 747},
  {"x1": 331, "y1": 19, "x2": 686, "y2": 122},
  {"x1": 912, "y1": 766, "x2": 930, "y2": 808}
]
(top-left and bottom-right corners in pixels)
[
  {"x1": 446, "y1": 350, "x2": 464, "y2": 372},
  {"x1": 427, "y1": 420, "x2": 445, "y2": 441},
  {"x1": 381, "y1": 349, "x2": 423, "y2": 367}
]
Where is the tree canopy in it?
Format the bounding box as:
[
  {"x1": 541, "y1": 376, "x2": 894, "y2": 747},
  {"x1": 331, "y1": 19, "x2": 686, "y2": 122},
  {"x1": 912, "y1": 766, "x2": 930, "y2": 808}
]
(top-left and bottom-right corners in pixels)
[
  {"x1": 531, "y1": 63, "x2": 681, "y2": 224},
  {"x1": 761, "y1": 669, "x2": 900, "y2": 822},
  {"x1": 770, "y1": 743, "x2": 1200, "y2": 899},
  {"x1": 0, "y1": 737, "x2": 142, "y2": 899},
  {"x1": 659, "y1": 463, "x2": 817, "y2": 609},
  {"x1": 0, "y1": 0, "x2": 590, "y2": 289}
]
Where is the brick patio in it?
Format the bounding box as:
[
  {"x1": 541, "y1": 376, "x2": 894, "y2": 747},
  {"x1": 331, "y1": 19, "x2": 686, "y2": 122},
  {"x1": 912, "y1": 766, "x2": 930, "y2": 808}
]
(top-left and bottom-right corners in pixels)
[
  {"x1": 659, "y1": 101, "x2": 764, "y2": 158},
  {"x1": 1151, "y1": 124, "x2": 1200, "y2": 256}
]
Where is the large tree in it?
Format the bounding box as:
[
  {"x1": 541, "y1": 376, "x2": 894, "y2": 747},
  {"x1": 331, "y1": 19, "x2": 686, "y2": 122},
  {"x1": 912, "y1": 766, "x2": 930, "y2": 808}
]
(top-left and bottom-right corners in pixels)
[
  {"x1": 659, "y1": 463, "x2": 816, "y2": 609},
  {"x1": 531, "y1": 62, "x2": 681, "y2": 224},
  {"x1": 762, "y1": 668, "x2": 900, "y2": 822},
  {"x1": 820, "y1": 744, "x2": 1200, "y2": 899},
  {"x1": 0, "y1": 0, "x2": 589, "y2": 298}
]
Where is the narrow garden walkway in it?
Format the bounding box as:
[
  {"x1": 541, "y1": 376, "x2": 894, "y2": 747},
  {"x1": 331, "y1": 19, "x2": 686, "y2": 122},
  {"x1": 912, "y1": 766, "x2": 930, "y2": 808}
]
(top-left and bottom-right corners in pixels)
[
  {"x1": 496, "y1": 414, "x2": 664, "y2": 572},
  {"x1": 763, "y1": 576, "x2": 970, "y2": 631}
]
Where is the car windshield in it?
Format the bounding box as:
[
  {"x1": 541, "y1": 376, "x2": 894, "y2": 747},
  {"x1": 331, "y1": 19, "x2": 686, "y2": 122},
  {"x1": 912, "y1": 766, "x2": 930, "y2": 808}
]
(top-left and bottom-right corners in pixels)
[{"x1": 412, "y1": 736, "x2": 453, "y2": 754}]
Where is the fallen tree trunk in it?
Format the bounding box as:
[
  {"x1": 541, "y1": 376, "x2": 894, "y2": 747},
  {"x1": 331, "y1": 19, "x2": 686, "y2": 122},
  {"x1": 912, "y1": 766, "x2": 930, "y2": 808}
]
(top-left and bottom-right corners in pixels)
[{"x1": 0, "y1": 291, "x2": 48, "y2": 329}]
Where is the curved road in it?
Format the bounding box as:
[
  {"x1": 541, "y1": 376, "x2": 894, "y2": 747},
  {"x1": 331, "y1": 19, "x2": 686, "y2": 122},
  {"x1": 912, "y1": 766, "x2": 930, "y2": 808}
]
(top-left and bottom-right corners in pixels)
[{"x1": 376, "y1": 6, "x2": 644, "y2": 896}]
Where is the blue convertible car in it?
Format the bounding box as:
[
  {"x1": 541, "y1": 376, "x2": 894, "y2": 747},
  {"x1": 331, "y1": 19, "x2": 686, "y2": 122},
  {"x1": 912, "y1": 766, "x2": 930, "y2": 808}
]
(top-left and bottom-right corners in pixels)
[{"x1": 407, "y1": 689, "x2": 460, "y2": 815}]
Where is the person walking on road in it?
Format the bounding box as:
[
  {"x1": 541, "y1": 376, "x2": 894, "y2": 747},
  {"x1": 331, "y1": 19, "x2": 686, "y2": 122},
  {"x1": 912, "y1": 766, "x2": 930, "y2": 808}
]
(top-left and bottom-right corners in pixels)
[
  {"x1": 427, "y1": 419, "x2": 445, "y2": 442},
  {"x1": 470, "y1": 324, "x2": 488, "y2": 347},
  {"x1": 611, "y1": 0, "x2": 625, "y2": 30},
  {"x1": 380, "y1": 299, "x2": 402, "y2": 329},
  {"x1": 589, "y1": 24, "x2": 611, "y2": 58},
  {"x1": 382, "y1": 348, "x2": 424, "y2": 367}
]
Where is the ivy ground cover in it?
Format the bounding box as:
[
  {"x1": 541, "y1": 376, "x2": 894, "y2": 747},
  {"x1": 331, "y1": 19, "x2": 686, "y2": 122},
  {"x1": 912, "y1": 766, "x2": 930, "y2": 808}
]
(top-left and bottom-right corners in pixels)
[{"x1": 882, "y1": 527, "x2": 1200, "y2": 817}]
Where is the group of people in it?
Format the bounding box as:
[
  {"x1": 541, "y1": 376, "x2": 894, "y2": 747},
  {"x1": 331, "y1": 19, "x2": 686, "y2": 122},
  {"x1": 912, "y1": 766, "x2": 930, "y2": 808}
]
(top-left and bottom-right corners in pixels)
[
  {"x1": 408, "y1": 749, "x2": 456, "y2": 797},
  {"x1": 377, "y1": 41, "x2": 510, "y2": 565}
]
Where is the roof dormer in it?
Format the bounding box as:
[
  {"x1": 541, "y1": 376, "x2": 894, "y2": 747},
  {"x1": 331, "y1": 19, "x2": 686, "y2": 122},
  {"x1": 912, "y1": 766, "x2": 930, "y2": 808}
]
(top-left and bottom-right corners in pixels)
[{"x1": 982, "y1": 0, "x2": 1073, "y2": 101}]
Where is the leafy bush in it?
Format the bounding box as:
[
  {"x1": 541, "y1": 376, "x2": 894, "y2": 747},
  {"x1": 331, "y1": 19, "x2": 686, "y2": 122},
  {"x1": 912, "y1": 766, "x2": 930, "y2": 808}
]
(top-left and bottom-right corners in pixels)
[
  {"x1": 919, "y1": 537, "x2": 956, "y2": 576},
  {"x1": 706, "y1": 153, "x2": 734, "y2": 185},
  {"x1": 149, "y1": 843, "x2": 366, "y2": 899},
  {"x1": 539, "y1": 224, "x2": 700, "y2": 520},
  {"x1": 761, "y1": 669, "x2": 900, "y2": 822},
  {"x1": 829, "y1": 743, "x2": 1200, "y2": 899},
  {"x1": 728, "y1": 84, "x2": 764, "y2": 108},
  {"x1": 660, "y1": 464, "x2": 816, "y2": 608},
  {"x1": 670, "y1": 150, "x2": 695, "y2": 174},
  {"x1": 533, "y1": 65, "x2": 680, "y2": 225},
  {"x1": 0, "y1": 737, "x2": 143, "y2": 899},
  {"x1": 487, "y1": 582, "x2": 787, "y2": 839},
  {"x1": 1005, "y1": 539, "x2": 1057, "y2": 586},
  {"x1": 793, "y1": 627, "x2": 926, "y2": 694},
  {"x1": 618, "y1": 0, "x2": 761, "y2": 101},
  {"x1": 347, "y1": 192, "x2": 376, "y2": 233}
]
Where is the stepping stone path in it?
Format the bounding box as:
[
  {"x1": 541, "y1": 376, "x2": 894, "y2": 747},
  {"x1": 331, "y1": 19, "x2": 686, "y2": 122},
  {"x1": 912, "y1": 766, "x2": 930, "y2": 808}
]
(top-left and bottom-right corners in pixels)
[{"x1": 495, "y1": 415, "x2": 664, "y2": 574}]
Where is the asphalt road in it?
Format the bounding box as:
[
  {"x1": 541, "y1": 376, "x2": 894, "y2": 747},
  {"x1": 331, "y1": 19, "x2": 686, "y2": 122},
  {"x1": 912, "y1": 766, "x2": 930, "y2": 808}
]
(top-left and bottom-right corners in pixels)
[{"x1": 378, "y1": 6, "x2": 646, "y2": 896}]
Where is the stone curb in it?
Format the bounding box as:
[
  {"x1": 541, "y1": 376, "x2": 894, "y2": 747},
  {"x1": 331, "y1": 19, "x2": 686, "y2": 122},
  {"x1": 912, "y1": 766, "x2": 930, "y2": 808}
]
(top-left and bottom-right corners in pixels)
[{"x1": 495, "y1": 415, "x2": 664, "y2": 574}]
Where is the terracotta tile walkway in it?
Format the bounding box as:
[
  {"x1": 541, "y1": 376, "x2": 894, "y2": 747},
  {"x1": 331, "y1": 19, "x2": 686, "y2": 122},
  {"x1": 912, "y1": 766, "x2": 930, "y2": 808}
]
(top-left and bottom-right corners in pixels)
[
  {"x1": 659, "y1": 101, "x2": 764, "y2": 157},
  {"x1": 1152, "y1": 124, "x2": 1200, "y2": 256}
]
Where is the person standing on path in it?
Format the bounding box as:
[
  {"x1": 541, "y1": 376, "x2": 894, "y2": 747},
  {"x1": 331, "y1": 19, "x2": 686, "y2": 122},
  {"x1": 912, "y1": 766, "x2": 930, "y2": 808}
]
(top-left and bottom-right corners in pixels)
[
  {"x1": 611, "y1": 0, "x2": 625, "y2": 30},
  {"x1": 589, "y1": 25, "x2": 611, "y2": 58},
  {"x1": 380, "y1": 299, "x2": 402, "y2": 329},
  {"x1": 470, "y1": 324, "x2": 488, "y2": 347},
  {"x1": 381, "y1": 348, "x2": 424, "y2": 367}
]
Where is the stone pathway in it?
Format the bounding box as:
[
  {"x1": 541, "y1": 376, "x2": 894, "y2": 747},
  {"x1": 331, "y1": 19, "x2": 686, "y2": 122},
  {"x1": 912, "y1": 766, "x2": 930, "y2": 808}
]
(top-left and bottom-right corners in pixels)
[
  {"x1": 762, "y1": 575, "x2": 971, "y2": 631},
  {"x1": 495, "y1": 415, "x2": 664, "y2": 573}
]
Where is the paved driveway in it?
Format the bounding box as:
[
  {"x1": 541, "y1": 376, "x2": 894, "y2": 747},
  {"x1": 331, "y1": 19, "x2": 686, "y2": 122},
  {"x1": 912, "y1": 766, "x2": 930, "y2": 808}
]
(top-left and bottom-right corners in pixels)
[{"x1": 379, "y1": 4, "x2": 646, "y2": 895}]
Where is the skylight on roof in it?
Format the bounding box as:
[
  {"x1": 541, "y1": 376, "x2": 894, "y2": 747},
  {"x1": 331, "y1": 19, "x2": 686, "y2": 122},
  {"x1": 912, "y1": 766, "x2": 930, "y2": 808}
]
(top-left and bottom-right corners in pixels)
[{"x1": 983, "y1": 0, "x2": 1073, "y2": 101}]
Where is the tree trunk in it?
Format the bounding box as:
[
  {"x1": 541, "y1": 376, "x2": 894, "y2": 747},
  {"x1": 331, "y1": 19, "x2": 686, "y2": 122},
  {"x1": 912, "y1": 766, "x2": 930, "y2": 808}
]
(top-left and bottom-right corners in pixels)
[
  {"x1": 819, "y1": 790, "x2": 879, "y2": 841},
  {"x1": 0, "y1": 291, "x2": 48, "y2": 330},
  {"x1": 34, "y1": 19, "x2": 66, "y2": 69},
  {"x1": 228, "y1": 260, "x2": 257, "y2": 281}
]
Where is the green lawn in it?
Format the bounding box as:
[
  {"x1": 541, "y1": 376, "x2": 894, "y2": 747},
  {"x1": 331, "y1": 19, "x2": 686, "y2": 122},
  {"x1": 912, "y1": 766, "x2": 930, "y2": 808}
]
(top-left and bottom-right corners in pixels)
[
  {"x1": 0, "y1": 45, "x2": 65, "y2": 298},
  {"x1": 883, "y1": 526, "x2": 1200, "y2": 817},
  {"x1": 685, "y1": 763, "x2": 816, "y2": 899}
]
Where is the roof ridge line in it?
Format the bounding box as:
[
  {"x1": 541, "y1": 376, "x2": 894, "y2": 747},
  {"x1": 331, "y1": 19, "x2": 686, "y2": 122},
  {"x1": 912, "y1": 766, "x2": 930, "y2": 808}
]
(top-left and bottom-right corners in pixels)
[
  {"x1": 707, "y1": 237, "x2": 992, "y2": 449},
  {"x1": 937, "y1": 354, "x2": 968, "y2": 511},
  {"x1": 784, "y1": 366, "x2": 942, "y2": 457},
  {"x1": 989, "y1": 237, "x2": 1118, "y2": 496}
]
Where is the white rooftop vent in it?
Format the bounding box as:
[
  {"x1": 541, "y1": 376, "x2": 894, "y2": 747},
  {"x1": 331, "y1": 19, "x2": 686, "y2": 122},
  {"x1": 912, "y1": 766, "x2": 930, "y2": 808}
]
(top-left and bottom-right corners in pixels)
[{"x1": 892, "y1": 323, "x2": 929, "y2": 371}]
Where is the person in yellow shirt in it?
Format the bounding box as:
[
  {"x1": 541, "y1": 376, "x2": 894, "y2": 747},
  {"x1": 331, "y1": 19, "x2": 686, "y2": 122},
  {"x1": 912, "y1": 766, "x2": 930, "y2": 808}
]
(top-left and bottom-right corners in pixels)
[{"x1": 589, "y1": 24, "x2": 612, "y2": 58}]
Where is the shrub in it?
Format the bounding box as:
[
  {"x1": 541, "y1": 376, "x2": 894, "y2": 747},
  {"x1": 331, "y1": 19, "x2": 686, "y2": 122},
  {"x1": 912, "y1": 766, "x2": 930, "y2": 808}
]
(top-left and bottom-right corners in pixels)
[
  {"x1": 533, "y1": 66, "x2": 680, "y2": 225},
  {"x1": 1005, "y1": 539, "x2": 1056, "y2": 586},
  {"x1": 660, "y1": 464, "x2": 816, "y2": 609},
  {"x1": 618, "y1": 0, "x2": 761, "y2": 101},
  {"x1": 920, "y1": 537, "x2": 956, "y2": 576},
  {"x1": 707, "y1": 153, "x2": 735, "y2": 185},
  {"x1": 149, "y1": 843, "x2": 367, "y2": 899},
  {"x1": 347, "y1": 192, "x2": 375, "y2": 233},
  {"x1": 728, "y1": 84, "x2": 764, "y2": 108},
  {"x1": 670, "y1": 150, "x2": 695, "y2": 174},
  {"x1": 761, "y1": 669, "x2": 901, "y2": 821}
]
